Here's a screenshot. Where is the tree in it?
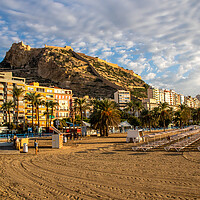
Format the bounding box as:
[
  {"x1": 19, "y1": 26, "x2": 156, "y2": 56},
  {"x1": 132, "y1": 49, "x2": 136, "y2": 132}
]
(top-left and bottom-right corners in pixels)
[
  {"x1": 11, "y1": 86, "x2": 24, "y2": 126},
  {"x1": 1, "y1": 101, "x2": 14, "y2": 129},
  {"x1": 125, "y1": 101, "x2": 135, "y2": 114},
  {"x1": 90, "y1": 99, "x2": 121, "y2": 136},
  {"x1": 44, "y1": 101, "x2": 51, "y2": 132},
  {"x1": 24, "y1": 92, "x2": 41, "y2": 133},
  {"x1": 175, "y1": 104, "x2": 191, "y2": 128},
  {"x1": 49, "y1": 101, "x2": 59, "y2": 127},
  {"x1": 74, "y1": 98, "x2": 89, "y2": 126},
  {"x1": 134, "y1": 100, "x2": 144, "y2": 117},
  {"x1": 140, "y1": 109, "x2": 154, "y2": 131},
  {"x1": 34, "y1": 98, "x2": 45, "y2": 133},
  {"x1": 159, "y1": 102, "x2": 170, "y2": 131}
]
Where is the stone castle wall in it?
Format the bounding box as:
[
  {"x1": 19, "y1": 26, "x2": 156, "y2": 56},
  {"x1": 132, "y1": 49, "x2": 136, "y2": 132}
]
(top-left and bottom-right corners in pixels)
[{"x1": 45, "y1": 45, "x2": 73, "y2": 51}]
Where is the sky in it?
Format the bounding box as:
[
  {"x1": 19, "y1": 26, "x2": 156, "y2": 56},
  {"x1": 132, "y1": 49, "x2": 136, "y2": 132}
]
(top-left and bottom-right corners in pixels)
[{"x1": 0, "y1": 0, "x2": 200, "y2": 97}]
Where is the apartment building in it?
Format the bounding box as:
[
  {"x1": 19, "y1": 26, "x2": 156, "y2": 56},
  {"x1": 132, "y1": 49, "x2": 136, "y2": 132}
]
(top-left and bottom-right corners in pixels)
[
  {"x1": 148, "y1": 87, "x2": 160, "y2": 104},
  {"x1": 0, "y1": 72, "x2": 25, "y2": 125},
  {"x1": 164, "y1": 90, "x2": 171, "y2": 105},
  {"x1": 54, "y1": 87, "x2": 72, "y2": 118},
  {"x1": 25, "y1": 82, "x2": 72, "y2": 127},
  {"x1": 142, "y1": 98, "x2": 157, "y2": 111},
  {"x1": 159, "y1": 89, "x2": 165, "y2": 103},
  {"x1": 114, "y1": 90, "x2": 131, "y2": 110}
]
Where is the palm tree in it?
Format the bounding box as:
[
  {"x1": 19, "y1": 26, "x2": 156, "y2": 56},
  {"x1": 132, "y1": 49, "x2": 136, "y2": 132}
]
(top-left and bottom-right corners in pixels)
[
  {"x1": 44, "y1": 101, "x2": 51, "y2": 132},
  {"x1": 159, "y1": 102, "x2": 170, "y2": 131},
  {"x1": 134, "y1": 100, "x2": 144, "y2": 117},
  {"x1": 74, "y1": 98, "x2": 89, "y2": 126},
  {"x1": 1, "y1": 101, "x2": 14, "y2": 129},
  {"x1": 49, "y1": 101, "x2": 59, "y2": 127},
  {"x1": 90, "y1": 99, "x2": 121, "y2": 136},
  {"x1": 140, "y1": 109, "x2": 154, "y2": 131},
  {"x1": 34, "y1": 98, "x2": 45, "y2": 133},
  {"x1": 125, "y1": 101, "x2": 135, "y2": 114},
  {"x1": 152, "y1": 106, "x2": 160, "y2": 127},
  {"x1": 177, "y1": 104, "x2": 191, "y2": 128},
  {"x1": 24, "y1": 92, "x2": 41, "y2": 133},
  {"x1": 11, "y1": 86, "x2": 24, "y2": 126}
]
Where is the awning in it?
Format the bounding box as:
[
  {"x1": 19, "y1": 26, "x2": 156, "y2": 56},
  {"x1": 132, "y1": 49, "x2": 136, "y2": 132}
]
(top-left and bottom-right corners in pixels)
[{"x1": 119, "y1": 121, "x2": 131, "y2": 127}]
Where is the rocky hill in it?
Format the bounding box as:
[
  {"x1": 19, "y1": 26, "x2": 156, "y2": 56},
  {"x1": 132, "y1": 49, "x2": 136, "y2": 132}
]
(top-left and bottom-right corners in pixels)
[{"x1": 0, "y1": 42, "x2": 148, "y2": 98}]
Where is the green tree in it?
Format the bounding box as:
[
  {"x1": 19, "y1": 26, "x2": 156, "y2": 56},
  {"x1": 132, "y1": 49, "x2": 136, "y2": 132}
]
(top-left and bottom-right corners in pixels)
[
  {"x1": 90, "y1": 99, "x2": 121, "y2": 136},
  {"x1": 140, "y1": 109, "x2": 154, "y2": 131},
  {"x1": 49, "y1": 101, "x2": 59, "y2": 127},
  {"x1": 125, "y1": 101, "x2": 135, "y2": 114},
  {"x1": 1, "y1": 101, "x2": 14, "y2": 129},
  {"x1": 74, "y1": 98, "x2": 89, "y2": 126},
  {"x1": 134, "y1": 100, "x2": 144, "y2": 117},
  {"x1": 11, "y1": 86, "x2": 24, "y2": 126},
  {"x1": 159, "y1": 102, "x2": 170, "y2": 131},
  {"x1": 175, "y1": 104, "x2": 191, "y2": 128},
  {"x1": 24, "y1": 92, "x2": 41, "y2": 133},
  {"x1": 44, "y1": 101, "x2": 51, "y2": 132},
  {"x1": 34, "y1": 98, "x2": 45, "y2": 133}
]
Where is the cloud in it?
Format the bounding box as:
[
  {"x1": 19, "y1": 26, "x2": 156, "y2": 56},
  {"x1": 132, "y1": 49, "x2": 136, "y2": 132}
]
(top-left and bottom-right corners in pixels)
[
  {"x1": 0, "y1": 0, "x2": 200, "y2": 96},
  {"x1": 144, "y1": 73, "x2": 156, "y2": 80}
]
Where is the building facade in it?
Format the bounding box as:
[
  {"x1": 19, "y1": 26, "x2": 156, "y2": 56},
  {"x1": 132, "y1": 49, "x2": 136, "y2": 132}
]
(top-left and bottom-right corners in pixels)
[
  {"x1": 25, "y1": 82, "x2": 72, "y2": 127},
  {"x1": 114, "y1": 90, "x2": 131, "y2": 110},
  {"x1": 0, "y1": 72, "x2": 25, "y2": 125}
]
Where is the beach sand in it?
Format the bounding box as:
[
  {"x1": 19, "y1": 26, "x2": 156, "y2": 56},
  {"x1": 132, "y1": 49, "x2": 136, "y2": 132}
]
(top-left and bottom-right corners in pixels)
[{"x1": 0, "y1": 134, "x2": 199, "y2": 200}]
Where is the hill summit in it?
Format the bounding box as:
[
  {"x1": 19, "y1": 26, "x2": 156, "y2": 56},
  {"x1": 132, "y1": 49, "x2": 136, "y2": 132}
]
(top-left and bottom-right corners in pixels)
[{"x1": 0, "y1": 42, "x2": 148, "y2": 98}]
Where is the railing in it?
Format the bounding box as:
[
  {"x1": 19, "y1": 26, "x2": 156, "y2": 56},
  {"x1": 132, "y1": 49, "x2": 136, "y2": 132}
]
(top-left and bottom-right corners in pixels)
[{"x1": 50, "y1": 126, "x2": 62, "y2": 134}]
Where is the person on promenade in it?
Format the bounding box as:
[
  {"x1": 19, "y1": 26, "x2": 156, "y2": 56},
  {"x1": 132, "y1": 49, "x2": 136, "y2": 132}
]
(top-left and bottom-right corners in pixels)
[
  {"x1": 13, "y1": 134, "x2": 18, "y2": 149},
  {"x1": 34, "y1": 139, "x2": 39, "y2": 155}
]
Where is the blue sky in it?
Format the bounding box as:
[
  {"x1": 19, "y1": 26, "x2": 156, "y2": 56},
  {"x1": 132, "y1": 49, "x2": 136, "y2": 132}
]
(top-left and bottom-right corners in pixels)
[{"x1": 0, "y1": 0, "x2": 200, "y2": 97}]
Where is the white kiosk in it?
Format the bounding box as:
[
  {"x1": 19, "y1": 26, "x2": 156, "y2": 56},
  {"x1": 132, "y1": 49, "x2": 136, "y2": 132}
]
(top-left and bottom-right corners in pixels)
[
  {"x1": 126, "y1": 130, "x2": 143, "y2": 143},
  {"x1": 52, "y1": 134, "x2": 63, "y2": 149}
]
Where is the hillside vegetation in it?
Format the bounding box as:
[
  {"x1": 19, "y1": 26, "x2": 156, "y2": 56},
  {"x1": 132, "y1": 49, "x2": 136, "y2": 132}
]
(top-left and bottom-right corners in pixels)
[{"x1": 0, "y1": 42, "x2": 148, "y2": 98}]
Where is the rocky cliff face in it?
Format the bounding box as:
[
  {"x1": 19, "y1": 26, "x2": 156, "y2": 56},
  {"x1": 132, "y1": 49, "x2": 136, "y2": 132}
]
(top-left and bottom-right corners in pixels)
[{"x1": 0, "y1": 42, "x2": 148, "y2": 98}]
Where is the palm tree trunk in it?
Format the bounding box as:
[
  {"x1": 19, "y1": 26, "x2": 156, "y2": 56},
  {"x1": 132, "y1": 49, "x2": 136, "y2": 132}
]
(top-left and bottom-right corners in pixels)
[
  {"x1": 50, "y1": 108, "x2": 53, "y2": 127},
  {"x1": 164, "y1": 119, "x2": 166, "y2": 132},
  {"x1": 80, "y1": 107, "x2": 83, "y2": 126},
  {"x1": 16, "y1": 99, "x2": 19, "y2": 127},
  {"x1": 37, "y1": 105, "x2": 40, "y2": 133},
  {"x1": 8, "y1": 110, "x2": 11, "y2": 130},
  {"x1": 32, "y1": 103, "x2": 34, "y2": 134}
]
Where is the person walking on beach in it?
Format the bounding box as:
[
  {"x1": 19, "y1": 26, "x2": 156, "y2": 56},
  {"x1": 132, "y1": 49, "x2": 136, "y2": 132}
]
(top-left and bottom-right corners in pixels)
[
  {"x1": 34, "y1": 139, "x2": 38, "y2": 155},
  {"x1": 13, "y1": 134, "x2": 18, "y2": 149}
]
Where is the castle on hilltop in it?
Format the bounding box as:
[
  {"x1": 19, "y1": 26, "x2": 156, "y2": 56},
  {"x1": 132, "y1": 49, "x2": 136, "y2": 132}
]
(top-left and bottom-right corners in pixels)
[{"x1": 44, "y1": 44, "x2": 73, "y2": 51}]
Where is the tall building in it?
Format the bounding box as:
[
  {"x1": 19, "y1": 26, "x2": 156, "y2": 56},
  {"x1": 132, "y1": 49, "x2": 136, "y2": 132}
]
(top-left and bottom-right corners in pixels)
[
  {"x1": 164, "y1": 90, "x2": 170, "y2": 105},
  {"x1": 148, "y1": 87, "x2": 160, "y2": 104},
  {"x1": 0, "y1": 72, "x2": 25, "y2": 125},
  {"x1": 159, "y1": 89, "x2": 165, "y2": 103},
  {"x1": 114, "y1": 90, "x2": 131, "y2": 110}
]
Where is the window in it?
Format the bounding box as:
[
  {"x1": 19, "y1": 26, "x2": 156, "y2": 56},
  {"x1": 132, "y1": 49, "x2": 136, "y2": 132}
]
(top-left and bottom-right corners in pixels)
[
  {"x1": 47, "y1": 89, "x2": 52, "y2": 93},
  {"x1": 28, "y1": 87, "x2": 34, "y2": 91},
  {"x1": 36, "y1": 88, "x2": 45, "y2": 92},
  {"x1": 46, "y1": 94, "x2": 53, "y2": 98},
  {"x1": 62, "y1": 95, "x2": 64, "y2": 99}
]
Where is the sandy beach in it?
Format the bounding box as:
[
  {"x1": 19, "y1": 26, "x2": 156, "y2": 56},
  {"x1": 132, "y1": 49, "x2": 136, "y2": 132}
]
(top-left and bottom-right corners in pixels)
[{"x1": 0, "y1": 133, "x2": 200, "y2": 200}]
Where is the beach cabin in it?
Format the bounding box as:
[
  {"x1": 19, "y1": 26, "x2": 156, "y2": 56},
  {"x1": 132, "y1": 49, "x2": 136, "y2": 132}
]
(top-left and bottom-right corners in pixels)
[{"x1": 126, "y1": 129, "x2": 143, "y2": 143}]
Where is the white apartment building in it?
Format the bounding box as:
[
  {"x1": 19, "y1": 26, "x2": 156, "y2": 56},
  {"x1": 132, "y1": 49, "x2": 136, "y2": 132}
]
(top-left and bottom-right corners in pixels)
[
  {"x1": 159, "y1": 89, "x2": 165, "y2": 103},
  {"x1": 114, "y1": 90, "x2": 131, "y2": 110},
  {"x1": 164, "y1": 90, "x2": 171, "y2": 105}
]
